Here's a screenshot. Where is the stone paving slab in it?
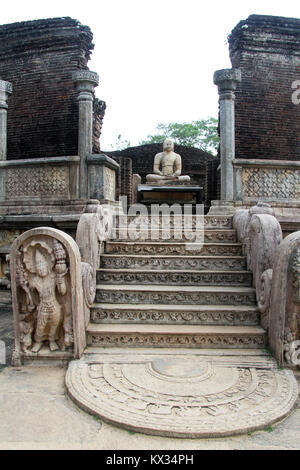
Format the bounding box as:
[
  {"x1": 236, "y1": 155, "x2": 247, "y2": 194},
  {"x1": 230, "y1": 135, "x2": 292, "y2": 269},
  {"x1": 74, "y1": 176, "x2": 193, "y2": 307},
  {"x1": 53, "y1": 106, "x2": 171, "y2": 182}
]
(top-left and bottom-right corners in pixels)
[
  {"x1": 0, "y1": 363, "x2": 298, "y2": 449},
  {"x1": 1, "y1": 308, "x2": 300, "y2": 449}
]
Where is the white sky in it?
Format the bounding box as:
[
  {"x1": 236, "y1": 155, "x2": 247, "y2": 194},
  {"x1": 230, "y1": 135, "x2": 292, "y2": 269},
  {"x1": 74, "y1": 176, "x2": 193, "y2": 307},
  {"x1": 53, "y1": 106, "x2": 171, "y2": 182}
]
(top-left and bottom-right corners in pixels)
[{"x1": 1, "y1": 0, "x2": 300, "y2": 149}]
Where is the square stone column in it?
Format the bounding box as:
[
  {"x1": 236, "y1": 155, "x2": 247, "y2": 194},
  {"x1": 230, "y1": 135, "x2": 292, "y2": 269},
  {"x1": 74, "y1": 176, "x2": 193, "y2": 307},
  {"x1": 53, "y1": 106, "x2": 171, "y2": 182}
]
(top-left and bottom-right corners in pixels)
[
  {"x1": 72, "y1": 71, "x2": 99, "y2": 199},
  {"x1": 0, "y1": 80, "x2": 13, "y2": 161},
  {"x1": 87, "y1": 154, "x2": 119, "y2": 203}
]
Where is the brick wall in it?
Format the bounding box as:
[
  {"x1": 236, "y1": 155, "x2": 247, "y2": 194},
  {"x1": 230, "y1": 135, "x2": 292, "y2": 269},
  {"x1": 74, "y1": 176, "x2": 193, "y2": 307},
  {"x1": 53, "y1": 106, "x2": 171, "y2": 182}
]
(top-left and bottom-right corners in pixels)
[
  {"x1": 0, "y1": 17, "x2": 95, "y2": 160},
  {"x1": 229, "y1": 14, "x2": 300, "y2": 161}
]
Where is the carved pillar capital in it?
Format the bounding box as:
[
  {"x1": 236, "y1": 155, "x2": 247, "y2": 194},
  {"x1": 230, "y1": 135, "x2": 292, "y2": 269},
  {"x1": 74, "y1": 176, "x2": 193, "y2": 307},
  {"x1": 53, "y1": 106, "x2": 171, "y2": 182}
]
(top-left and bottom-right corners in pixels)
[
  {"x1": 213, "y1": 69, "x2": 241, "y2": 99},
  {"x1": 72, "y1": 71, "x2": 99, "y2": 101}
]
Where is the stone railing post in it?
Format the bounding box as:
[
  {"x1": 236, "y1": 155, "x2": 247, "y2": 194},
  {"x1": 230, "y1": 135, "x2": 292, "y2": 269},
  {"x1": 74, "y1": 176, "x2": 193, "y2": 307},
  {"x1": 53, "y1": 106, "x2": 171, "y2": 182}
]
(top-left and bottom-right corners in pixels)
[
  {"x1": 72, "y1": 71, "x2": 99, "y2": 199},
  {"x1": 0, "y1": 80, "x2": 13, "y2": 161},
  {"x1": 213, "y1": 69, "x2": 241, "y2": 202}
]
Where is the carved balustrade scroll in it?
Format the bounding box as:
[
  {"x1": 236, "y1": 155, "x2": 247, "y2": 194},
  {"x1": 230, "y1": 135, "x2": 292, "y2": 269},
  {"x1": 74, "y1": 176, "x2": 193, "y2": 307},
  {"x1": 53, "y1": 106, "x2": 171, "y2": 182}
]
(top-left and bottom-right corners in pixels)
[
  {"x1": 76, "y1": 200, "x2": 115, "y2": 326},
  {"x1": 269, "y1": 232, "x2": 300, "y2": 367},
  {"x1": 233, "y1": 203, "x2": 282, "y2": 332},
  {"x1": 10, "y1": 227, "x2": 86, "y2": 365}
]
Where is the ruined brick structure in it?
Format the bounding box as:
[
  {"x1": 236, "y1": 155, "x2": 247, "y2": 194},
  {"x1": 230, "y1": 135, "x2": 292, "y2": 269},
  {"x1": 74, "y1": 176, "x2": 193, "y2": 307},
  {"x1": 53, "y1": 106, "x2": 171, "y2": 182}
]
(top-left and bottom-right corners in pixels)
[
  {"x1": 112, "y1": 156, "x2": 133, "y2": 205},
  {"x1": 205, "y1": 158, "x2": 220, "y2": 206},
  {"x1": 93, "y1": 99, "x2": 106, "y2": 154},
  {"x1": 229, "y1": 15, "x2": 300, "y2": 161},
  {"x1": 0, "y1": 17, "x2": 104, "y2": 160}
]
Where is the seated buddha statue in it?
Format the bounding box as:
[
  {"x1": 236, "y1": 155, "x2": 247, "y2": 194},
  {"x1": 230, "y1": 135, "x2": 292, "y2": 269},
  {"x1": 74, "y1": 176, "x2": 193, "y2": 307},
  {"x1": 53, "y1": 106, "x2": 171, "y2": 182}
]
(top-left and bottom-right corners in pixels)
[{"x1": 146, "y1": 138, "x2": 190, "y2": 184}]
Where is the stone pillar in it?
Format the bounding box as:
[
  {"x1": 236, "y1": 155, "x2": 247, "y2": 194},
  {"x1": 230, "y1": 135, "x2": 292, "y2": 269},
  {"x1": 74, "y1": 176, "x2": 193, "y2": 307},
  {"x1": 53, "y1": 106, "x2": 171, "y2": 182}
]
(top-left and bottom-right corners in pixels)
[
  {"x1": 72, "y1": 71, "x2": 99, "y2": 199},
  {"x1": 0, "y1": 80, "x2": 13, "y2": 161},
  {"x1": 213, "y1": 69, "x2": 241, "y2": 202}
]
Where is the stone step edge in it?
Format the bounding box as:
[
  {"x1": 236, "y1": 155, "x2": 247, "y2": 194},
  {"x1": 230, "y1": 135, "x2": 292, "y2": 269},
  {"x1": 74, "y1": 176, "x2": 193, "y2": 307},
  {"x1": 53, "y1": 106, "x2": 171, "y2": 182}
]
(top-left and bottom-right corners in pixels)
[
  {"x1": 101, "y1": 254, "x2": 245, "y2": 259},
  {"x1": 82, "y1": 348, "x2": 276, "y2": 369},
  {"x1": 97, "y1": 269, "x2": 251, "y2": 275},
  {"x1": 96, "y1": 284, "x2": 256, "y2": 292},
  {"x1": 106, "y1": 241, "x2": 241, "y2": 246},
  {"x1": 91, "y1": 303, "x2": 259, "y2": 312},
  {"x1": 87, "y1": 323, "x2": 266, "y2": 335}
]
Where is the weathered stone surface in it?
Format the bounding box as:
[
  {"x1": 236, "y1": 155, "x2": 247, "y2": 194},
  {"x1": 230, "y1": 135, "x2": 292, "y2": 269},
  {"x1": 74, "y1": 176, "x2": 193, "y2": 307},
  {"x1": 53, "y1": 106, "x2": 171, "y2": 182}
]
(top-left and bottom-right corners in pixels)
[
  {"x1": 213, "y1": 68, "x2": 241, "y2": 201},
  {"x1": 86, "y1": 155, "x2": 119, "y2": 202},
  {"x1": 96, "y1": 269, "x2": 252, "y2": 287},
  {"x1": 114, "y1": 229, "x2": 237, "y2": 243},
  {"x1": 66, "y1": 352, "x2": 298, "y2": 438},
  {"x1": 0, "y1": 79, "x2": 12, "y2": 161},
  {"x1": 87, "y1": 324, "x2": 266, "y2": 349},
  {"x1": 91, "y1": 304, "x2": 260, "y2": 326},
  {"x1": 229, "y1": 15, "x2": 300, "y2": 163},
  {"x1": 10, "y1": 227, "x2": 85, "y2": 364},
  {"x1": 0, "y1": 17, "x2": 94, "y2": 160},
  {"x1": 116, "y1": 215, "x2": 232, "y2": 229},
  {"x1": 96, "y1": 285, "x2": 257, "y2": 306},
  {"x1": 269, "y1": 231, "x2": 300, "y2": 366},
  {"x1": 106, "y1": 241, "x2": 242, "y2": 256},
  {"x1": 100, "y1": 254, "x2": 246, "y2": 270},
  {"x1": 0, "y1": 366, "x2": 100, "y2": 446},
  {"x1": 233, "y1": 159, "x2": 300, "y2": 204},
  {"x1": 234, "y1": 205, "x2": 283, "y2": 335}
]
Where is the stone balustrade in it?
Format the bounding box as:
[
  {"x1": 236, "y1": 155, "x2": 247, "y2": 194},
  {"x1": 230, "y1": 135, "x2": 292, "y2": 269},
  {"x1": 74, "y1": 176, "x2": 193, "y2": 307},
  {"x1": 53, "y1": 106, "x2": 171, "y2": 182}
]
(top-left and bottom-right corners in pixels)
[
  {"x1": 233, "y1": 202, "x2": 300, "y2": 368},
  {"x1": 233, "y1": 159, "x2": 300, "y2": 204}
]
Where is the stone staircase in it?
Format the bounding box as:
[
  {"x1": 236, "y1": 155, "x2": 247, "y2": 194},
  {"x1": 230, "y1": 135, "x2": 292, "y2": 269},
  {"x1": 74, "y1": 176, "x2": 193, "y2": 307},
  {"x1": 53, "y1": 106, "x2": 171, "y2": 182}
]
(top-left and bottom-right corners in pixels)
[{"x1": 86, "y1": 215, "x2": 266, "y2": 349}]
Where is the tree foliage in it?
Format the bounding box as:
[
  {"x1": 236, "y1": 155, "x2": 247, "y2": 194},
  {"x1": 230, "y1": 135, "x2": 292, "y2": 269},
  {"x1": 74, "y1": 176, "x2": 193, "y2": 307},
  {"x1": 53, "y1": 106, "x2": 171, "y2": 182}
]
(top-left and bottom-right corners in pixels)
[{"x1": 139, "y1": 118, "x2": 219, "y2": 155}]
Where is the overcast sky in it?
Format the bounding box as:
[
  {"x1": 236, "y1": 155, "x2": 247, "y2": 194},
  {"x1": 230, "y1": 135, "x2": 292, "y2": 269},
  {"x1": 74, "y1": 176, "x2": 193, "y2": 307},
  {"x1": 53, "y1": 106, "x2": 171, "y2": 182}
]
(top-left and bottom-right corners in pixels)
[{"x1": 1, "y1": 0, "x2": 300, "y2": 149}]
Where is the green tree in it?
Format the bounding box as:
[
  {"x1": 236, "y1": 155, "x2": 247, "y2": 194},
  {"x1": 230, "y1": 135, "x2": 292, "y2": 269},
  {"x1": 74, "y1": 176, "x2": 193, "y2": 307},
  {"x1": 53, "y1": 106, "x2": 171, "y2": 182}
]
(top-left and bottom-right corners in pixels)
[
  {"x1": 139, "y1": 118, "x2": 219, "y2": 155},
  {"x1": 109, "y1": 134, "x2": 131, "y2": 151}
]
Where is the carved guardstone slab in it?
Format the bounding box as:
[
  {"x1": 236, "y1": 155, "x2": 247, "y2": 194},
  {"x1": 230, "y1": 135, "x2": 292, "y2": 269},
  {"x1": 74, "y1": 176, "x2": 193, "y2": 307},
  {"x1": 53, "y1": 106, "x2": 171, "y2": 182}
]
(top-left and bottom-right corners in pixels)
[
  {"x1": 66, "y1": 352, "x2": 298, "y2": 438},
  {"x1": 10, "y1": 227, "x2": 86, "y2": 364}
]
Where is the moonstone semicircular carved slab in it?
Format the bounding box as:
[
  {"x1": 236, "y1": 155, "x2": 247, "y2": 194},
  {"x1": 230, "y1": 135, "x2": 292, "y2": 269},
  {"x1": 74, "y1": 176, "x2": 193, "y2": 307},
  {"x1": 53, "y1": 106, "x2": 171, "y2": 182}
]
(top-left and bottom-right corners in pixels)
[{"x1": 66, "y1": 353, "x2": 298, "y2": 438}]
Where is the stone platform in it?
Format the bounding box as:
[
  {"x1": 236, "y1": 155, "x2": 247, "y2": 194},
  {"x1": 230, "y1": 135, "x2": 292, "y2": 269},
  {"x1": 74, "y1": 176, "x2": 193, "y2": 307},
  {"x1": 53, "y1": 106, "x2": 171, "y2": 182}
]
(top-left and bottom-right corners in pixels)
[
  {"x1": 66, "y1": 348, "x2": 298, "y2": 438},
  {"x1": 137, "y1": 185, "x2": 202, "y2": 205}
]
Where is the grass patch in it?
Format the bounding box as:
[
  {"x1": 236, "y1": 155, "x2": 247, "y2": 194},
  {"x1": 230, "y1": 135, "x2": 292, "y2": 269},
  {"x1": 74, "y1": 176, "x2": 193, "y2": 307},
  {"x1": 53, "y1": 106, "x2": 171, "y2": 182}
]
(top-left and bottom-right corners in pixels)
[{"x1": 264, "y1": 426, "x2": 274, "y2": 433}]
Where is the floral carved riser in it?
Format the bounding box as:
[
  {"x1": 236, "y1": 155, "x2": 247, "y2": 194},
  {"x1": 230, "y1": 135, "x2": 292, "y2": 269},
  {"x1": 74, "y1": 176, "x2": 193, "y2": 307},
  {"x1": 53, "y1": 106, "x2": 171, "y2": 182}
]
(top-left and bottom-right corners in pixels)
[
  {"x1": 115, "y1": 232, "x2": 237, "y2": 243},
  {"x1": 91, "y1": 309, "x2": 260, "y2": 325},
  {"x1": 106, "y1": 245, "x2": 242, "y2": 256},
  {"x1": 97, "y1": 272, "x2": 252, "y2": 286},
  {"x1": 101, "y1": 258, "x2": 246, "y2": 270},
  {"x1": 117, "y1": 217, "x2": 232, "y2": 229},
  {"x1": 89, "y1": 334, "x2": 266, "y2": 348},
  {"x1": 96, "y1": 291, "x2": 257, "y2": 306}
]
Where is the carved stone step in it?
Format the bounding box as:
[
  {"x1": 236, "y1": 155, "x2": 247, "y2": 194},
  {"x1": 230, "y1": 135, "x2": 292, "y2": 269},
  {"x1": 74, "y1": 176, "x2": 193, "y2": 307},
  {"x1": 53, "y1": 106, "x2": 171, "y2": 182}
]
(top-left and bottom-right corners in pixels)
[
  {"x1": 100, "y1": 255, "x2": 246, "y2": 271},
  {"x1": 96, "y1": 269, "x2": 252, "y2": 286},
  {"x1": 91, "y1": 304, "x2": 260, "y2": 326},
  {"x1": 112, "y1": 229, "x2": 237, "y2": 243},
  {"x1": 86, "y1": 323, "x2": 266, "y2": 349},
  {"x1": 96, "y1": 284, "x2": 257, "y2": 306},
  {"x1": 115, "y1": 215, "x2": 233, "y2": 229},
  {"x1": 105, "y1": 241, "x2": 242, "y2": 256}
]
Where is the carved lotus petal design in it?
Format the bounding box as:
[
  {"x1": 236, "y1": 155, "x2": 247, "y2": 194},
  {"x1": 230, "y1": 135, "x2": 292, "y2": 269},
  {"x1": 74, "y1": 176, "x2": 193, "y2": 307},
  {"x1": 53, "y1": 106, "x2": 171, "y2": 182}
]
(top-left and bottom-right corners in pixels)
[{"x1": 66, "y1": 355, "x2": 298, "y2": 438}]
